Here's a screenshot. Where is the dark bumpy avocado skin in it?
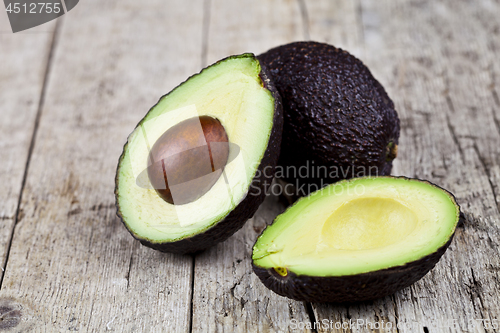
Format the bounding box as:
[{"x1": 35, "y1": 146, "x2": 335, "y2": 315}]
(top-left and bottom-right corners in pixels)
[
  {"x1": 258, "y1": 42, "x2": 400, "y2": 189},
  {"x1": 252, "y1": 236, "x2": 453, "y2": 303},
  {"x1": 115, "y1": 56, "x2": 283, "y2": 254}
]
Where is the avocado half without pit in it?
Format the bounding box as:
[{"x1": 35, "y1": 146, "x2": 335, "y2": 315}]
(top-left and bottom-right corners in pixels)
[
  {"x1": 252, "y1": 177, "x2": 460, "y2": 303},
  {"x1": 115, "y1": 54, "x2": 283, "y2": 254}
]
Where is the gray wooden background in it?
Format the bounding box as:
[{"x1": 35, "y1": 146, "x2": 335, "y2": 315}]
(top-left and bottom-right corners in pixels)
[{"x1": 1, "y1": 0, "x2": 499, "y2": 332}]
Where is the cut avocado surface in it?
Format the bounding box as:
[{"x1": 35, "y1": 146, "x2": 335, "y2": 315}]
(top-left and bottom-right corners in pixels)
[
  {"x1": 252, "y1": 177, "x2": 460, "y2": 302},
  {"x1": 115, "y1": 54, "x2": 283, "y2": 254}
]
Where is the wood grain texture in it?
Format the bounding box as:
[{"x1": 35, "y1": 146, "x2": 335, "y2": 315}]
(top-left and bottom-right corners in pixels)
[
  {"x1": 191, "y1": 1, "x2": 312, "y2": 332},
  {"x1": 304, "y1": 0, "x2": 364, "y2": 57},
  {"x1": 307, "y1": 0, "x2": 500, "y2": 332},
  {"x1": 204, "y1": 0, "x2": 305, "y2": 66},
  {"x1": 0, "y1": 17, "x2": 55, "y2": 284},
  {"x1": 0, "y1": 0, "x2": 204, "y2": 331},
  {"x1": 192, "y1": 193, "x2": 312, "y2": 333},
  {"x1": 363, "y1": 1, "x2": 500, "y2": 332},
  {"x1": 1, "y1": 0, "x2": 499, "y2": 332},
  {"x1": 303, "y1": 1, "x2": 399, "y2": 332}
]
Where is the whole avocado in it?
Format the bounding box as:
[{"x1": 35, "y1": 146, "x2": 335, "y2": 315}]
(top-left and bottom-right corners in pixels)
[{"x1": 258, "y1": 42, "x2": 400, "y2": 192}]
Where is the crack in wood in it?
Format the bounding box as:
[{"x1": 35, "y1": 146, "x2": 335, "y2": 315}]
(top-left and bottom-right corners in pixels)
[
  {"x1": 345, "y1": 306, "x2": 351, "y2": 321},
  {"x1": 391, "y1": 294, "x2": 401, "y2": 333},
  {"x1": 125, "y1": 250, "x2": 133, "y2": 290},
  {"x1": 304, "y1": 302, "x2": 317, "y2": 333},
  {"x1": 188, "y1": 254, "x2": 195, "y2": 333},
  {"x1": 355, "y1": 0, "x2": 365, "y2": 46},
  {"x1": 445, "y1": 113, "x2": 465, "y2": 164},
  {"x1": 90, "y1": 203, "x2": 115, "y2": 212},
  {"x1": 201, "y1": 0, "x2": 212, "y2": 68},
  {"x1": 492, "y1": 105, "x2": 500, "y2": 137},
  {"x1": 67, "y1": 207, "x2": 82, "y2": 217},
  {"x1": 462, "y1": 213, "x2": 500, "y2": 243},
  {"x1": 297, "y1": 0, "x2": 310, "y2": 40},
  {"x1": 0, "y1": 19, "x2": 61, "y2": 290},
  {"x1": 472, "y1": 142, "x2": 500, "y2": 216},
  {"x1": 443, "y1": 69, "x2": 456, "y2": 116},
  {"x1": 466, "y1": 267, "x2": 490, "y2": 329},
  {"x1": 491, "y1": 62, "x2": 500, "y2": 109},
  {"x1": 493, "y1": 87, "x2": 500, "y2": 106},
  {"x1": 229, "y1": 274, "x2": 245, "y2": 298},
  {"x1": 469, "y1": 268, "x2": 485, "y2": 310},
  {"x1": 262, "y1": 297, "x2": 273, "y2": 329}
]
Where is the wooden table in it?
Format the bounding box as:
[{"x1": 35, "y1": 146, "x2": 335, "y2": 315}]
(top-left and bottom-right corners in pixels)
[{"x1": 1, "y1": 0, "x2": 499, "y2": 332}]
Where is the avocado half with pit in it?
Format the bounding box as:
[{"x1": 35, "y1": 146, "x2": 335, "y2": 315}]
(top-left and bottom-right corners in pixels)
[
  {"x1": 115, "y1": 54, "x2": 283, "y2": 254},
  {"x1": 252, "y1": 177, "x2": 460, "y2": 302},
  {"x1": 258, "y1": 42, "x2": 400, "y2": 191}
]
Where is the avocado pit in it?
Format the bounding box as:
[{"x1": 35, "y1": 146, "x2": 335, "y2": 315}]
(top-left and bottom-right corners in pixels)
[{"x1": 147, "y1": 115, "x2": 229, "y2": 205}]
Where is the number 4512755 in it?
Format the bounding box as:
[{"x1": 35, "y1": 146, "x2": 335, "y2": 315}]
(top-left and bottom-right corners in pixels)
[{"x1": 6, "y1": 2, "x2": 62, "y2": 14}]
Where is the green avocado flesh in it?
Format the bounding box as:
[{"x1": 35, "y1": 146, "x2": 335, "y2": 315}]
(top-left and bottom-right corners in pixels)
[
  {"x1": 116, "y1": 54, "x2": 275, "y2": 244},
  {"x1": 253, "y1": 177, "x2": 459, "y2": 277}
]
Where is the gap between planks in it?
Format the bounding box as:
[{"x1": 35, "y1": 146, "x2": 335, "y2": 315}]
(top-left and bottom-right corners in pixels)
[{"x1": 0, "y1": 19, "x2": 62, "y2": 290}]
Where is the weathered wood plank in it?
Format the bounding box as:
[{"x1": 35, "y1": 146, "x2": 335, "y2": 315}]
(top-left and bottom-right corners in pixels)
[
  {"x1": 0, "y1": 1, "x2": 205, "y2": 332},
  {"x1": 308, "y1": 0, "x2": 500, "y2": 332},
  {"x1": 2, "y1": 0, "x2": 498, "y2": 332},
  {"x1": 191, "y1": 1, "x2": 312, "y2": 332},
  {"x1": 192, "y1": 193, "x2": 312, "y2": 333},
  {"x1": 204, "y1": 0, "x2": 305, "y2": 66},
  {"x1": 370, "y1": 1, "x2": 500, "y2": 331},
  {"x1": 304, "y1": 0, "x2": 364, "y2": 57},
  {"x1": 303, "y1": 1, "x2": 400, "y2": 332},
  {"x1": 0, "y1": 17, "x2": 56, "y2": 285}
]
